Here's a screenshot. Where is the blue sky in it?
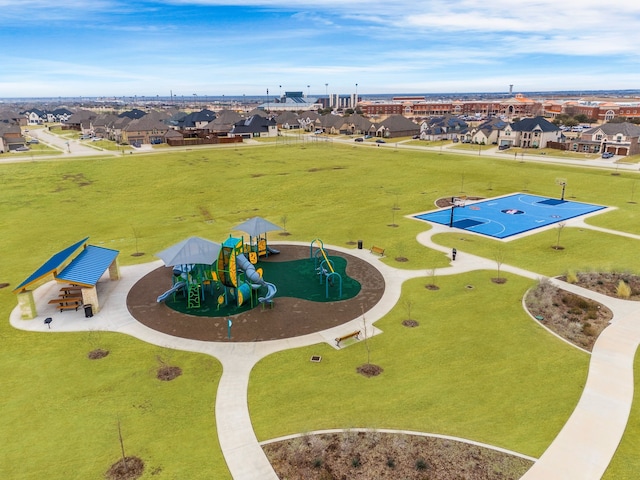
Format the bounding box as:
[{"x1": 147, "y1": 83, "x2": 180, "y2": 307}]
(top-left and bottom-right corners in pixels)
[{"x1": 1, "y1": 0, "x2": 639, "y2": 98}]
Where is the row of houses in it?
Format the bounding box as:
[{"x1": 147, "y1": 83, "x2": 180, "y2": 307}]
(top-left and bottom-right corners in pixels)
[
  {"x1": 420, "y1": 114, "x2": 640, "y2": 155},
  {"x1": 2, "y1": 104, "x2": 640, "y2": 156}
]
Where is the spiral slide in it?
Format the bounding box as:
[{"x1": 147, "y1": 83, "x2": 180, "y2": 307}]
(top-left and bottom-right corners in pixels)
[{"x1": 235, "y1": 254, "x2": 277, "y2": 303}]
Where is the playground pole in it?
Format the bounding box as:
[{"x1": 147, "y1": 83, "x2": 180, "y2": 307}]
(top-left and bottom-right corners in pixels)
[{"x1": 227, "y1": 318, "x2": 232, "y2": 339}]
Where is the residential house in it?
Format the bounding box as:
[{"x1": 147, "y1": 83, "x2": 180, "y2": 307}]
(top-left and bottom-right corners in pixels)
[
  {"x1": 48, "y1": 108, "x2": 74, "y2": 123},
  {"x1": 176, "y1": 109, "x2": 217, "y2": 130},
  {"x1": 421, "y1": 115, "x2": 468, "y2": 141},
  {"x1": 274, "y1": 111, "x2": 300, "y2": 130},
  {"x1": 109, "y1": 116, "x2": 133, "y2": 144},
  {"x1": 572, "y1": 122, "x2": 640, "y2": 156},
  {"x1": 467, "y1": 118, "x2": 508, "y2": 145},
  {"x1": 202, "y1": 110, "x2": 243, "y2": 136},
  {"x1": 91, "y1": 113, "x2": 119, "y2": 139},
  {"x1": 343, "y1": 114, "x2": 375, "y2": 136},
  {"x1": 122, "y1": 116, "x2": 169, "y2": 146},
  {"x1": 65, "y1": 110, "x2": 96, "y2": 131},
  {"x1": 0, "y1": 123, "x2": 24, "y2": 152},
  {"x1": 317, "y1": 114, "x2": 350, "y2": 135},
  {"x1": 502, "y1": 116, "x2": 560, "y2": 148},
  {"x1": 297, "y1": 110, "x2": 320, "y2": 131},
  {"x1": 229, "y1": 115, "x2": 277, "y2": 138},
  {"x1": 374, "y1": 115, "x2": 419, "y2": 138},
  {"x1": 23, "y1": 108, "x2": 47, "y2": 125}
]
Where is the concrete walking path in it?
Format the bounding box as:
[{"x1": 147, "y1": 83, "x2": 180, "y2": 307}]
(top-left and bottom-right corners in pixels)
[{"x1": 10, "y1": 234, "x2": 640, "y2": 479}]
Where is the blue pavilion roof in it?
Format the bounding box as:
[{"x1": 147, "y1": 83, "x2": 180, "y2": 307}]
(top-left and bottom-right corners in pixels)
[
  {"x1": 13, "y1": 237, "x2": 89, "y2": 292},
  {"x1": 56, "y1": 245, "x2": 119, "y2": 287}
]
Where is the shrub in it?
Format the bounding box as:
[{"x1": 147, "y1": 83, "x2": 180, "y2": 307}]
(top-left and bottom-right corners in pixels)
[
  {"x1": 386, "y1": 457, "x2": 396, "y2": 469},
  {"x1": 617, "y1": 280, "x2": 631, "y2": 299},
  {"x1": 351, "y1": 455, "x2": 361, "y2": 468},
  {"x1": 416, "y1": 458, "x2": 429, "y2": 470},
  {"x1": 566, "y1": 270, "x2": 578, "y2": 284}
]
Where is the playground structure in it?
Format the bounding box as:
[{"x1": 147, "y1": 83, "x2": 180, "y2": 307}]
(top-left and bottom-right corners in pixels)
[
  {"x1": 233, "y1": 216, "x2": 282, "y2": 260},
  {"x1": 216, "y1": 236, "x2": 277, "y2": 308},
  {"x1": 156, "y1": 235, "x2": 278, "y2": 311},
  {"x1": 310, "y1": 238, "x2": 343, "y2": 299}
]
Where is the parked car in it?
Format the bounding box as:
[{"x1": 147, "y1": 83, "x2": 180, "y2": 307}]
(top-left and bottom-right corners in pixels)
[
  {"x1": 498, "y1": 144, "x2": 510, "y2": 150},
  {"x1": 28, "y1": 139, "x2": 39, "y2": 144},
  {"x1": 15, "y1": 146, "x2": 29, "y2": 151},
  {"x1": 354, "y1": 137, "x2": 364, "y2": 142},
  {"x1": 602, "y1": 152, "x2": 614, "y2": 159},
  {"x1": 375, "y1": 139, "x2": 386, "y2": 144}
]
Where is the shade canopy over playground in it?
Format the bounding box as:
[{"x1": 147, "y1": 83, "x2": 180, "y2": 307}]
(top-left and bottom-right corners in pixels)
[
  {"x1": 233, "y1": 216, "x2": 282, "y2": 237},
  {"x1": 155, "y1": 236, "x2": 222, "y2": 266}
]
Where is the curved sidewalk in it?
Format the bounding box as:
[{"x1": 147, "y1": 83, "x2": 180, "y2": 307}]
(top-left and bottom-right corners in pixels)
[
  {"x1": 11, "y1": 236, "x2": 640, "y2": 479},
  {"x1": 417, "y1": 225, "x2": 640, "y2": 479}
]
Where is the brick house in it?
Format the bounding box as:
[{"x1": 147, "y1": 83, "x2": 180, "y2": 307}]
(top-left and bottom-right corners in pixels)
[{"x1": 570, "y1": 122, "x2": 640, "y2": 156}]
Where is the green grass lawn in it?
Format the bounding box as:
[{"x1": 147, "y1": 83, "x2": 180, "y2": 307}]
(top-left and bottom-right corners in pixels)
[
  {"x1": 1, "y1": 142, "x2": 639, "y2": 478},
  {"x1": 250, "y1": 272, "x2": 588, "y2": 457}
]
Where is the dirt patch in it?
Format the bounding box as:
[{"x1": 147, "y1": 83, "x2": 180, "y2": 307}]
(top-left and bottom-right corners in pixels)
[
  {"x1": 491, "y1": 277, "x2": 507, "y2": 284},
  {"x1": 425, "y1": 284, "x2": 440, "y2": 290},
  {"x1": 356, "y1": 363, "x2": 383, "y2": 377},
  {"x1": 402, "y1": 319, "x2": 420, "y2": 327},
  {"x1": 263, "y1": 431, "x2": 532, "y2": 480},
  {"x1": 88, "y1": 349, "x2": 109, "y2": 360},
  {"x1": 157, "y1": 365, "x2": 182, "y2": 381},
  {"x1": 105, "y1": 456, "x2": 144, "y2": 480},
  {"x1": 0, "y1": 282, "x2": 9, "y2": 289},
  {"x1": 395, "y1": 256, "x2": 408, "y2": 262}
]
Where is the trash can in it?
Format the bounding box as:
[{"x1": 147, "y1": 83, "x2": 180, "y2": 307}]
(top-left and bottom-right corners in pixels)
[
  {"x1": 357, "y1": 240, "x2": 363, "y2": 250},
  {"x1": 84, "y1": 304, "x2": 93, "y2": 318}
]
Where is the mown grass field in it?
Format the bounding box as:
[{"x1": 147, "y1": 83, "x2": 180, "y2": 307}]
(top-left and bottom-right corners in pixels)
[{"x1": 0, "y1": 141, "x2": 638, "y2": 478}]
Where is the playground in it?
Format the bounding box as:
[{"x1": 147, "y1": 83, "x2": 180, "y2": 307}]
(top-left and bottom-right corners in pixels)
[{"x1": 127, "y1": 244, "x2": 384, "y2": 342}]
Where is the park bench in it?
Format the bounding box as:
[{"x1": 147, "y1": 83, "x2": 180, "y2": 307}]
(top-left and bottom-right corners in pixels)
[
  {"x1": 335, "y1": 330, "x2": 360, "y2": 347},
  {"x1": 370, "y1": 245, "x2": 385, "y2": 256}
]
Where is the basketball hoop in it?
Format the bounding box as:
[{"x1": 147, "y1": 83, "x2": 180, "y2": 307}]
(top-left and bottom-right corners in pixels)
[
  {"x1": 555, "y1": 178, "x2": 567, "y2": 200},
  {"x1": 453, "y1": 196, "x2": 467, "y2": 208}
]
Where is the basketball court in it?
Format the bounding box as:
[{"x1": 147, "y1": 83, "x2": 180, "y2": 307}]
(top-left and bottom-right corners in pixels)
[{"x1": 412, "y1": 193, "x2": 606, "y2": 239}]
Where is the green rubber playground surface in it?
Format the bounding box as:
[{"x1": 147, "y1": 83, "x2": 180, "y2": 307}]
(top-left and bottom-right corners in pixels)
[{"x1": 166, "y1": 255, "x2": 361, "y2": 317}]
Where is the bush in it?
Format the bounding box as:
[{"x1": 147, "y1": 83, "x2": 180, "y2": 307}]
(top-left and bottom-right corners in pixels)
[
  {"x1": 566, "y1": 270, "x2": 578, "y2": 284},
  {"x1": 617, "y1": 280, "x2": 631, "y2": 299},
  {"x1": 416, "y1": 458, "x2": 429, "y2": 470}
]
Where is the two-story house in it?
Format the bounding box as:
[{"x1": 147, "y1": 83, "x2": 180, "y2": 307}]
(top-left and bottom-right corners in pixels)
[
  {"x1": 502, "y1": 116, "x2": 560, "y2": 149},
  {"x1": 574, "y1": 122, "x2": 640, "y2": 156}
]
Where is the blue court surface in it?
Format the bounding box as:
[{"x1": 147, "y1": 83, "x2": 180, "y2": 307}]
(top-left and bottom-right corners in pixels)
[{"x1": 412, "y1": 193, "x2": 606, "y2": 239}]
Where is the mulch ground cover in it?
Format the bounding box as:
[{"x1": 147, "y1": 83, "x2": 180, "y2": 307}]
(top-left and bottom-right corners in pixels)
[{"x1": 126, "y1": 245, "x2": 384, "y2": 342}]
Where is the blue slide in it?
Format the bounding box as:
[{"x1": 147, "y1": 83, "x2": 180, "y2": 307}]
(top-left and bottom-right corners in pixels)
[
  {"x1": 156, "y1": 281, "x2": 186, "y2": 303},
  {"x1": 235, "y1": 254, "x2": 277, "y2": 303}
]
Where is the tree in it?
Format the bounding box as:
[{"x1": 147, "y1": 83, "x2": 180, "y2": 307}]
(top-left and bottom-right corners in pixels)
[
  {"x1": 494, "y1": 248, "x2": 505, "y2": 281},
  {"x1": 555, "y1": 222, "x2": 566, "y2": 250}
]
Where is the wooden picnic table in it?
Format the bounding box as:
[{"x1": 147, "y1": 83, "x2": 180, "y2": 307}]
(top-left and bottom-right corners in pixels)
[
  {"x1": 60, "y1": 286, "x2": 83, "y2": 293},
  {"x1": 48, "y1": 296, "x2": 82, "y2": 305}
]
